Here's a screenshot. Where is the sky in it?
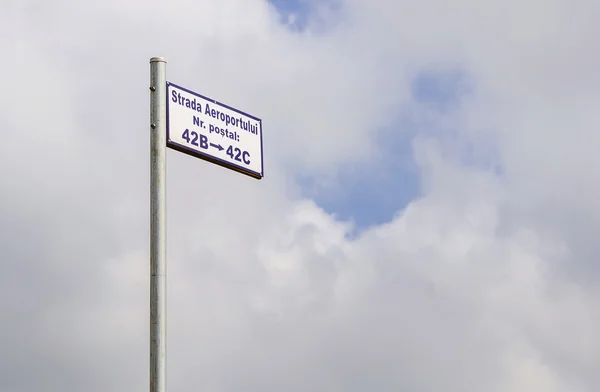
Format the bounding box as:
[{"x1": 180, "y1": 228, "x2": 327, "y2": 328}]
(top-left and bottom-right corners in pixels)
[{"x1": 1, "y1": 0, "x2": 600, "y2": 391}]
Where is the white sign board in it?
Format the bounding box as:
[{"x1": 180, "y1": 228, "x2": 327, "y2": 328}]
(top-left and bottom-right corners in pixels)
[{"x1": 166, "y1": 82, "x2": 264, "y2": 179}]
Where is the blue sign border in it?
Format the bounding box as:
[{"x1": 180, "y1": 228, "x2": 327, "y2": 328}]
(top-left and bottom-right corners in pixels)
[{"x1": 166, "y1": 81, "x2": 264, "y2": 180}]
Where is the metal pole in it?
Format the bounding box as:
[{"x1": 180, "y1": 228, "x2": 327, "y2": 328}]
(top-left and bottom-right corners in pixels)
[{"x1": 149, "y1": 56, "x2": 167, "y2": 392}]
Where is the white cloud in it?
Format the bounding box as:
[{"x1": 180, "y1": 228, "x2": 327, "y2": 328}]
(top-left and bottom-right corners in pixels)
[{"x1": 1, "y1": 0, "x2": 600, "y2": 391}]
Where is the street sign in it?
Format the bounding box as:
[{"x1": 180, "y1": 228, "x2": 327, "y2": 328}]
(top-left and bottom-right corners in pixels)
[{"x1": 166, "y1": 82, "x2": 264, "y2": 179}]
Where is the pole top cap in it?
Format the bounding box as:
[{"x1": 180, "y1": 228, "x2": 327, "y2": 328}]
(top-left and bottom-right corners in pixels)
[{"x1": 150, "y1": 57, "x2": 167, "y2": 63}]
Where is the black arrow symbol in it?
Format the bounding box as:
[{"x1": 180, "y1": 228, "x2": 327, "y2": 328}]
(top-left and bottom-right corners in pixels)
[{"x1": 209, "y1": 143, "x2": 224, "y2": 151}]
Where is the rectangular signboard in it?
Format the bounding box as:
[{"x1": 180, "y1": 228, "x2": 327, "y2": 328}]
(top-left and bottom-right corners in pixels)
[{"x1": 166, "y1": 82, "x2": 264, "y2": 179}]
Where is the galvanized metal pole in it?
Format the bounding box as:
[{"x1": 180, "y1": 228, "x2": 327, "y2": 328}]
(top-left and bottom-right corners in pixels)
[{"x1": 149, "y1": 56, "x2": 167, "y2": 392}]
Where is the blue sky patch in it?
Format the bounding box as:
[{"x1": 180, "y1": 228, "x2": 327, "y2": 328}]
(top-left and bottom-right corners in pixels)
[
  {"x1": 268, "y1": 0, "x2": 341, "y2": 32},
  {"x1": 411, "y1": 69, "x2": 471, "y2": 112},
  {"x1": 296, "y1": 112, "x2": 420, "y2": 233},
  {"x1": 299, "y1": 68, "x2": 473, "y2": 231},
  {"x1": 269, "y1": 0, "x2": 310, "y2": 30}
]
